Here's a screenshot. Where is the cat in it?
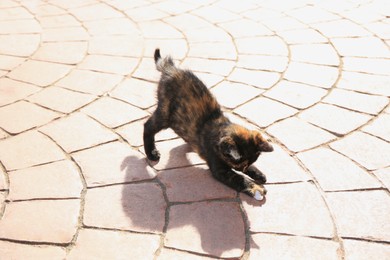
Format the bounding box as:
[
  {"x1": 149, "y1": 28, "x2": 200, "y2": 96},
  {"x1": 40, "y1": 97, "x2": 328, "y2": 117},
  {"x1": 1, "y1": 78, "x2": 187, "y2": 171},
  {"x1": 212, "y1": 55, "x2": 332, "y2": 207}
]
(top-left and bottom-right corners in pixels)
[{"x1": 143, "y1": 49, "x2": 274, "y2": 200}]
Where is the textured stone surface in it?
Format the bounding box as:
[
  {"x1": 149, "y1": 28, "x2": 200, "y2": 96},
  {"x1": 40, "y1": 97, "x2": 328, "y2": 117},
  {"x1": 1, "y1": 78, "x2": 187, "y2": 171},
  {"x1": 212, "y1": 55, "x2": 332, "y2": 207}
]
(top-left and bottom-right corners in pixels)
[
  {"x1": 165, "y1": 201, "x2": 245, "y2": 258},
  {"x1": 1, "y1": 1, "x2": 389, "y2": 258}
]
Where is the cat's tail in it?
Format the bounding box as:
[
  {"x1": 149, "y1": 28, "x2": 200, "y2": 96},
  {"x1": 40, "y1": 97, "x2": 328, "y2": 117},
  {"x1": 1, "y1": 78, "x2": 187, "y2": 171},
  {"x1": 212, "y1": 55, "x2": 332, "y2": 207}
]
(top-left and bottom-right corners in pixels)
[{"x1": 154, "y1": 48, "x2": 176, "y2": 76}]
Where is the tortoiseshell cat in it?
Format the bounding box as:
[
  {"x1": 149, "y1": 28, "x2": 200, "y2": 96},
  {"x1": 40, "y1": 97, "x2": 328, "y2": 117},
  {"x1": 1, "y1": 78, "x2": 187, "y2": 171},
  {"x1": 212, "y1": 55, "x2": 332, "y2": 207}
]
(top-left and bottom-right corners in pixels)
[{"x1": 144, "y1": 49, "x2": 274, "y2": 200}]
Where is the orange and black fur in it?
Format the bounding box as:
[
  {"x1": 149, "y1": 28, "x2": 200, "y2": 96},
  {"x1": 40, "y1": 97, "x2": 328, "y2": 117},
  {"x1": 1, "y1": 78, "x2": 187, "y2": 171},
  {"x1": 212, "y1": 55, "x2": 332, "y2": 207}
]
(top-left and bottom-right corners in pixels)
[{"x1": 144, "y1": 49, "x2": 274, "y2": 199}]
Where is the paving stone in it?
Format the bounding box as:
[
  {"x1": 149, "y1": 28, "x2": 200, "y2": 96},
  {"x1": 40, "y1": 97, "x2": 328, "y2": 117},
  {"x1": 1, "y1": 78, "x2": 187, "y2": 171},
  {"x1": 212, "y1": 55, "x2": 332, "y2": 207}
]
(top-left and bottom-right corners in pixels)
[
  {"x1": 7, "y1": 60, "x2": 72, "y2": 87},
  {"x1": 191, "y1": 5, "x2": 241, "y2": 23},
  {"x1": 144, "y1": 38, "x2": 188, "y2": 60},
  {"x1": 159, "y1": 165, "x2": 236, "y2": 202},
  {"x1": 0, "y1": 34, "x2": 40, "y2": 57},
  {"x1": 89, "y1": 35, "x2": 143, "y2": 57},
  {"x1": 343, "y1": 7, "x2": 385, "y2": 24},
  {"x1": 81, "y1": 97, "x2": 148, "y2": 128},
  {"x1": 27, "y1": 86, "x2": 96, "y2": 114},
  {"x1": 237, "y1": 55, "x2": 288, "y2": 72},
  {"x1": 83, "y1": 17, "x2": 140, "y2": 36},
  {"x1": 323, "y1": 88, "x2": 388, "y2": 115},
  {"x1": 249, "y1": 234, "x2": 339, "y2": 260},
  {"x1": 165, "y1": 201, "x2": 245, "y2": 258},
  {"x1": 253, "y1": 145, "x2": 311, "y2": 183},
  {"x1": 261, "y1": 16, "x2": 307, "y2": 31},
  {"x1": 267, "y1": 117, "x2": 336, "y2": 152},
  {"x1": 290, "y1": 44, "x2": 339, "y2": 66},
  {"x1": 299, "y1": 103, "x2": 371, "y2": 135},
  {"x1": 158, "y1": 248, "x2": 216, "y2": 260},
  {"x1": 79, "y1": 55, "x2": 138, "y2": 75},
  {"x1": 277, "y1": 28, "x2": 328, "y2": 44},
  {"x1": 362, "y1": 113, "x2": 390, "y2": 142},
  {"x1": 0, "y1": 54, "x2": 24, "y2": 70},
  {"x1": 219, "y1": 19, "x2": 273, "y2": 38},
  {"x1": 38, "y1": 14, "x2": 80, "y2": 28},
  {"x1": 332, "y1": 37, "x2": 390, "y2": 58},
  {"x1": 83, "y1": 183, "x2": 166, "y2": 233},
  {"x1": 0, "y1": 6, "x2": 33, "y2": 20},
  {"x1": 138, "y1": 20, "x2": 183, "y2": 39},
  {"x1": 297, "y1": 147, "x2": 381, "y2": 191},
  {"x1": 188, "y1": 42, "x2": 236, "y2": 60},
  {"x1": 164, "y1": 13, "x2": 211, "y2": 30},
  {"x1": 110, "y1": 78, "x2": 157, "y2": 109},
  {"x1": 365, "y1": 21, "x2": 390, "y2": 40},
  {"x1": 56, "y1": 69, "x2": 123, "y2": 95},
  {"x1": 241, "y1": 182, "x2": 334, "y2": 237},
  {"x1": 337, "y1": 71, "x2": 390, "y2": 96},
  {"x1": 288, "y1": 6, "x2": 340, "y2": 23},
  {"x1": 153, "y1": 1, "x2": 197, "y2": 15},
  {"x1": 196, "y1": 72, "x2": 224, "y2": 88},
  {"x1": 70, "y1": 3, "x2": 123, "y2": 21},
  {"x1": 0, "y1": 128, "x2": 8, "y2": 139},
  {"x1": 0, "y1": 167, "x2": 6, "y2": 190},
  {"x1": 228, "y1": 68, "x2": 281, "y2": 89},
  {"x1": 0, "y1": 19, "x2": 41, "y2": 34},
  {"x1": 330, "y1": 132, "x2": 390, "y2": 170},
  {"x1": 0, "y1": 199, "x2": 80, "y2": 243},
  {"x1": 42, "y1": 27, "x2": 89, "y2": 42},
  {"x1": 242, "y1": 8, "x2": 283, "y2": 21},
  {"x1": 343, "y1": 239, "x2": 390, "y2": 260},
  {"x1": 312, "y1": 19, "x2": 371, "y2": 38},
  {"x1": 214, "y1": 0, "x2": 257, "y2": 13},
  {"x1": 131, "y1": 57, "x2": 161, "y2": 82},
  {"x1": 326, "y1": 190, "x2": 390, "y2": 241},
  {"x1": 124, "y1": 6, "x2": 169, "y2": 22},
  {"x1": 0, "y1": 78, "x2": 40, "y2": 106},
  {"x1": 284, "y1": 62, "x2": 339, "y2": 88},
  {"x1": 265, "y1": 80, "x2": 327, "y2": 109},
  {"x1": 68, "y1": 229, "x2": 160, "y2": 260},
  {"x1": 183, "y1": 26, "x2": 231, "y2": 43},
  {"x1": 0, "y1": 241, "x2": 66, "y2": 260},
  {"x1": 8, "y1": 160, "x2": 82, "y2": 200},
  {"x1": 235, "y1": 97, "x2": 297, "y2": 127},
  {"x1": 0, "y1": 130, "x2": 66, "y2": 171},
  {"x1": 40, "y1": 113, "x2": 117, "y2": 153},
  {"x1": 342, "y1": 57, "x2": 390, "y2": 75},
  {"x1": 148, "y1": 139, "x2": 205, "y2": 170},
  {"x1": 373, "y1": 167, "x2": 390, "y2": 191},
  {"x1": 32, "y1": 42, "x2": 87, "y2": 65},
  {"x1": 235, "y1": 36, "x2": 288, "y2": 56},
  {"x1": 181, "y1": 58, "x2": 235, "y2": 76},
  {"x1": 73, "y1": 141, "x2": 155, "y2": 187},
  {"x1": 211, "y1": 82, "x2": 263, "y2": 109}
]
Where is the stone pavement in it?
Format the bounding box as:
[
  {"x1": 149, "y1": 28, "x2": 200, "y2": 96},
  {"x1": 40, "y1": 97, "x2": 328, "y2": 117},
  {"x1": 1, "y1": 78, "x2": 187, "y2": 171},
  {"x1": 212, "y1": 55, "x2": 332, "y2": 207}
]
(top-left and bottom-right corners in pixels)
[{"x1": 0, "y1": 0, "x2": 389, "y2": 259}]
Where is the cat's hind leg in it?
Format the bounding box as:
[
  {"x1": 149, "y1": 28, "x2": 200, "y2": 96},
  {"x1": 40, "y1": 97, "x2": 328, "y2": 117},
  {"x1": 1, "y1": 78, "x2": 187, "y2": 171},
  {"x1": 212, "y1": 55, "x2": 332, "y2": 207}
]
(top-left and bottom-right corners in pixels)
[{"x1": 143, "y1": 110, "x2": 168, "y2": 161}]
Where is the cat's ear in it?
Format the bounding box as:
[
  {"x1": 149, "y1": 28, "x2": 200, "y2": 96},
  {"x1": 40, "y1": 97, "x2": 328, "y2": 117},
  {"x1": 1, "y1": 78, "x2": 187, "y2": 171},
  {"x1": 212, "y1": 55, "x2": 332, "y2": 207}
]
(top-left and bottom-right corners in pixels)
[
  {"x1": 258, "y1": 140, "x2": 274, "y2": 153},
  {"x1": 219, "y1": 137, "x2": 241, "y2": 161}
]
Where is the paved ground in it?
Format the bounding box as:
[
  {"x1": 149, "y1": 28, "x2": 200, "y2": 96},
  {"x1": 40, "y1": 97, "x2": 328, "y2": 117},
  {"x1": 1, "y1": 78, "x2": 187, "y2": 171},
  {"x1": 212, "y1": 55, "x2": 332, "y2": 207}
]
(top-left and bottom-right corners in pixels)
[{"x1": 0, "y1": 0, "x2": 389, "y2": 259}]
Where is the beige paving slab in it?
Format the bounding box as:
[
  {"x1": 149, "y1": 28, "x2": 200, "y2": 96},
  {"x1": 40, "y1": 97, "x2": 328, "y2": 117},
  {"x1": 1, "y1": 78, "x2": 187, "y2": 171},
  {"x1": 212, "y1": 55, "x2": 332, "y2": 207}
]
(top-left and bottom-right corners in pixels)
[
  {"x1": 42, "y1": 27, "x2": 89, "y2": 42},
  {"x1": 40, "y1": 112, "x2": 117, "y2": 153},
  {"x1": 249, "y1": 234, "x2": 339, "y2": 260},
  {"x1": 0, "y1": 78, "x2": 40, "y2": 106},
  {"x1": 362, "y1": 113, "x2": 390, "y2": 142},
  {"x1": 32, "y1": 42, "x2": 88, "y2": 65},
  {"x1": 0, "y1": 130, "x2": 66, "y2": 171},
  {"x1": 0, "y1": 199, "x2": 80, "y2": 243},
  {"x1": 0, "y1": 34, "x2": 40, "y2": 57},
  {"x1": 68, "y1": 228, "x2": 160, "y2": 260},
  {"x1": 72, "y1": 141, "x2": 156, "y2": 187},
  {"x1": 78, "y1": 55, "x2": 139, "y2": 75},
  {"x1": 83, "y1": 183, "x2": 166, "y2": 233},
  {"x1": 0, "y1": 241, "x2": 66, "y2": 260},
  {"x1": 343, "y1": 239, "x2": 390, "y2": 260},
  {"x1": 8, "y1": 160, "x2": 83, "y2": 200},
  {"x1": 165, "y1": 201, "x2": 245, "y2": 258},
  {"x1": 83, "y1": 17, "x2": 140, "y2": 36}
]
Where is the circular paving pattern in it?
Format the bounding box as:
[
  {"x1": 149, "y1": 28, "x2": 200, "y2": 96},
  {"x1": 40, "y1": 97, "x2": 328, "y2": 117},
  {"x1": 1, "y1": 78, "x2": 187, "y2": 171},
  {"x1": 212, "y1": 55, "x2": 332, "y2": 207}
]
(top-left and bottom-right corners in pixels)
[{"x1": 0, "y1": 0, "x2": 389, "y2": 258}]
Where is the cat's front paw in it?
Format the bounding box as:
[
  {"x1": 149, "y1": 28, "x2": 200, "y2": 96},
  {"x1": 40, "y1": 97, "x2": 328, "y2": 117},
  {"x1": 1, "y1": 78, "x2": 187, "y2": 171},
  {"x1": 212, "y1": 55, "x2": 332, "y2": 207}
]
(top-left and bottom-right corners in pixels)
[
  {"x1": 244, "y1": 183, "x2": 267, "y2": 201},
  {"x1": 246, "y1": 166, "x2": 267, "y2": 184},
  {"x1": 147, "y1": 148, "x2": 161, "y2": 162}
]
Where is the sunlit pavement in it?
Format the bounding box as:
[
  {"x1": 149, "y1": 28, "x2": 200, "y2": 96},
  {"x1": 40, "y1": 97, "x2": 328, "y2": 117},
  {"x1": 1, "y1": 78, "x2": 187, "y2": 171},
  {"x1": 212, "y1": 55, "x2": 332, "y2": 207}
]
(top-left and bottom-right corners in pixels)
[{"x1": 0, "y1": 0, "x2": 389, "y2": 258}]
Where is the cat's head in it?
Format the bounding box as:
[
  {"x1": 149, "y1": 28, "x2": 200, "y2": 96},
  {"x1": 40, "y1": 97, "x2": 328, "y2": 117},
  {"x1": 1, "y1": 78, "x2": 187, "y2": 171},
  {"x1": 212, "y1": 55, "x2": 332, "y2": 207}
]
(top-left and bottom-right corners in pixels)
[{"x1": 217, "y1": 125, "x2": 273, "y2": 172}]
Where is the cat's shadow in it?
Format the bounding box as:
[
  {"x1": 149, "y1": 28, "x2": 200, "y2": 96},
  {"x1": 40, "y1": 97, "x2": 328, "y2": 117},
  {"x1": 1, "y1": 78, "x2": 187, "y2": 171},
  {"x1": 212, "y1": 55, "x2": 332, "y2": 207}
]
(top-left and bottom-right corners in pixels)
[{"x1": 121, "y1": 143, "x2": 261, "y2": 257}]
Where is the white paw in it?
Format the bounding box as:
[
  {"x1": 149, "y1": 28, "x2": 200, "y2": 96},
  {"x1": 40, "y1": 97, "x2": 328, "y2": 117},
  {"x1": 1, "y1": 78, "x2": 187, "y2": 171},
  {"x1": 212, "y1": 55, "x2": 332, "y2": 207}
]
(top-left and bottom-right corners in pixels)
[{"x1": 254, "y1": 190, "x2": 264, "y2": 201}]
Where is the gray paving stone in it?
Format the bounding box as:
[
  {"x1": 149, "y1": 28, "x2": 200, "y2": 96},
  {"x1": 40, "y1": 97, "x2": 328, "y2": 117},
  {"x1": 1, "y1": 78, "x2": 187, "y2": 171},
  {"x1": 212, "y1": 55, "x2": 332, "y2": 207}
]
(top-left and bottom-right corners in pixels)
[
  {"x1": 326, "y1": 190, "x2": 390, "y2": 241},
  {"x1": 241, "y1": 182, "x2": 334, "y2": 237},
  {"x1": 330, "y1": 131, "x2": 390, "y2": 170},
  {"x1": 299, "y1": 103, "x2": 371, "y2": 135},
  {"x1": 267, "y1": 117, "x2": 336, "y2": 152},
  {"x1": 297, "y1": 147, "x2": 382, "y2": 191}
]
